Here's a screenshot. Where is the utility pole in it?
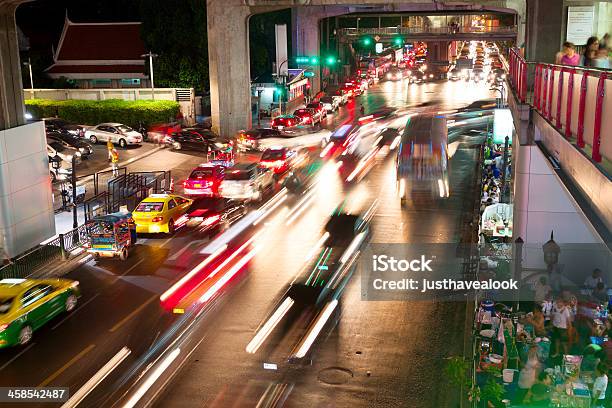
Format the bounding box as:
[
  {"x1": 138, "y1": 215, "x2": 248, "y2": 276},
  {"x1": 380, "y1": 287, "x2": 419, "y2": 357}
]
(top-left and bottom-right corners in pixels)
[
  {"x1": 71, "y1": 155, "x2": 78, "y2": 229},
  {"x1": 141, "y1": 51, "x2": 159, "y2": 100}
]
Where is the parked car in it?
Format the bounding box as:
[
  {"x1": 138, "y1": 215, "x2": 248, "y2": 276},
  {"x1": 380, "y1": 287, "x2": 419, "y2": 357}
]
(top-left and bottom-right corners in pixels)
[
  {"x1": 43, "y1": 118, "x2": 86, "y2": 138},
  {"x1": 271, "y1": 115, "x2": 299, "y2": 130},
  {"x1": 237, "y1": 128, "x2": 282, "y2": 152},
  {"x1": 219, "y1": 163, "x2": 274, "y2": 202},
  {"x1": 319, "y1": 96, "x2": 340, "y2": 113},
  {"x1": 47, "y1": 140, "x2": 81, "y2": 166},
  {"x1": 0, "y1": 278, "x2": 81, "y2": 347},
  {"x1": 46, "y1": 130, "x2": 94, "y2": 159},
  {"x1": 169, "y1": 128, "x2": 216, "y2": 151},
  {"x1": 85, "y1": 123, "x2": 143, "y2": 148},
  {"x1": 293, "y1": 108, "x2": 321, "y2": 126},
  {"x1": 306, "y1": 102, "x2": 328, "y2": 119},
  {"x1": 183, "y1": 164, "x2": 225, "y2": 197}
]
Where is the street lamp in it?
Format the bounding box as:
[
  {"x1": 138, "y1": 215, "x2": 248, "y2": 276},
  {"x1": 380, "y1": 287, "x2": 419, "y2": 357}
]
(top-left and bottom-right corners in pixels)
[
  {"x1": 141, "y1": 51, "x2": 159, "y2": 100},
  {"x1": 22, "y1": 57, "x2": 34, "y2": 89}
]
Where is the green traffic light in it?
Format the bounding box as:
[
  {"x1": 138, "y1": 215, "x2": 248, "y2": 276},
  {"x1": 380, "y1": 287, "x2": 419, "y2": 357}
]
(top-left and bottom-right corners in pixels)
[
  {"x1": 325, "y1": 56, "x2": 336, "y2": 65},
  {"x1": 363, "y1": 37, "x2": 372, "y2": 46},
  {"x1": 310, "y1": 56, "x2": 319, "y2": 65},
  {"x1": 394, "y1": 37, "x2": 403, "y2": 45}
]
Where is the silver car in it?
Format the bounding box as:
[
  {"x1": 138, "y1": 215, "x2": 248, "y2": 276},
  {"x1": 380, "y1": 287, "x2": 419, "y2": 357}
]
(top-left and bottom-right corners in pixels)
[
  {"x1": 219, "y1": 163, "x2": 274, "y2": 202},
  {"x1": 85, "y1": 123, "x2": 143, "y2": 148}
]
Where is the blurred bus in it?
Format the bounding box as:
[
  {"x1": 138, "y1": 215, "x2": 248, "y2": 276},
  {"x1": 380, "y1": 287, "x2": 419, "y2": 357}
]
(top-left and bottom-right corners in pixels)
[{"x1": 396, "y1": 114, "x2": 449, "y2": 204}]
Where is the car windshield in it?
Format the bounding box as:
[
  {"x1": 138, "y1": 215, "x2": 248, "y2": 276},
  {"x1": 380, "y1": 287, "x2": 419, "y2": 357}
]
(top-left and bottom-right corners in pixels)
[
  {"x1": 49, "y1": 142, "x2": 66, "y2": 152},
  {"x1": 0, "y1": 297, "x2": 13, "y2": 314},
  {"x1": 320, "y1": 97, "x2": 333, "y2": 103},
  {"x1": 262, "y1": 150, "x2": 284, "y2": 160},
  {"x1": 117, "y1": 125, "x2": 133, "y2": 133},
  {"x1": 225, "y1": 170, "x2": 250, "y2": 181},
  {"x1": 135, "y1": 202, "x2": 165, "y2": 212},
  {"x1": 190, "y1": 169, "x2": 214, "y2": 179}
]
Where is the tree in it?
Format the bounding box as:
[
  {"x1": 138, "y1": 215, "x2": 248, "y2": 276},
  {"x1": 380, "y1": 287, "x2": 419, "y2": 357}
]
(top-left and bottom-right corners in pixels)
[{"x1": 138, "y1": 0, "x2": 209, "y2": 91}]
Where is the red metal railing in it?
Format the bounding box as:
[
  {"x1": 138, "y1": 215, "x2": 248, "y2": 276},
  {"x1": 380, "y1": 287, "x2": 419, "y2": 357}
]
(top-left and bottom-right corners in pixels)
[{"x1": 508, "y1": 48, "x2": 611, "y2": 164}]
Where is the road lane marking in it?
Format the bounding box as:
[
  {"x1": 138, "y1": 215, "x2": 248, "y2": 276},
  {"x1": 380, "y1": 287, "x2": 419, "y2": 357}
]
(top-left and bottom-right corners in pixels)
[
  {"x1": 0, "y1": 343, "x2": 35, "y2": 372},
  {"x1": 61, "y1": 346, "x2": 131, "y2": 408},
  {"x1": 38, "y1": 344, "x2": 95, "y2": 387},
  {"x1": 51, "y1": 293, "x2": 101, "y2": 330},
  {"x1": 158, "y1": 237, "x2": 173, "y2": 249},
  {"x1": 109, "y1": 295, "x2": 158, "y2": 333},
  {"x1": 111, "y1": 258, "x2": 145, "y2": 282}
]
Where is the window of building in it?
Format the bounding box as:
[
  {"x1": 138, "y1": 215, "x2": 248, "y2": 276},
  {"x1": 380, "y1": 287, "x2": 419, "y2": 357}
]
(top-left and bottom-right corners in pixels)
[
  {"x1": 91, "y1": 79, "x2": 112, "y2": 88},
  {"x1": 120, "y1": 79, "x2": 141, "y2": 87}
]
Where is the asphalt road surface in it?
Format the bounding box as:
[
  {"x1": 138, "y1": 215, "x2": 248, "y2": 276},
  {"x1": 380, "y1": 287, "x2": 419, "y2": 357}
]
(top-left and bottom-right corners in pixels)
[{"x1": 1, "y1": 76, "x2": 495, "y2": 408}]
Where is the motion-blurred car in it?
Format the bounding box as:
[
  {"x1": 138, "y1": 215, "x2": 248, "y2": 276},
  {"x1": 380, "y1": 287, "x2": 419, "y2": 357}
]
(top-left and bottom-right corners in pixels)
[
  {"x1": 237, "y1": 128, "x2": 282, "y2": 152},
  {"x1": 447, "y1": 69, "x2": 461, "y2": 81},
  {"x1": 0, "y1": 278, "x2": 80, "y2": 347},
  {"x1": 319, "y1": 96, "x2": 340, "y2": 113},
  {"x1": 132, "y1": 193, "x2": 193, "y2": 234},
  {"x1": 488, "y1": 68, "x2": 506, "y2": 84},
  {"x1": 85, "y1": 123, "x2": 143, "y2": 148},
  {"x1": 271, "y1": 115, "x2": 299, "y2": 130},
  {"x1": 293, "y1": 108, "x2": 321, "y2": 126},
  {"x1": 147, "y1": 122, "x2": 181, "y2": 145},
  {"x1": 46, "y1": 140, "x2": 81, "y2": 166},
  {"x1": 44, "y1": 118, "x2": 86, "y2": 138},
  {"x1": 169, "y1": 128, "x2": 216, "y2": 151},
  {"x1": 386, "y1": 69, "x2": 404, "y2": 81},
  {"x1": 472, "y1": 68, "x2": 486, "y2": 82},
  {"x1": 335, "y1": 88, "x2": 350, "y2": 104},
  {"x1": 245, "y1": 209, "x2": 372, "y2": 361},
  {"x1": 183, "y1": 164, "x2": 225, "y2": 197},
  {"x1": 306, "y1": 102, "x2": 328, "y2": 119},
  {"x1": 185, "y1": 197, "x2": 246, "y2": 233},
  {"x1": 46, "y1": 130, "x2": 93, "y2": 159},
  {"x1": 259, "y1": 146, "x2": 303, "y2": 175},
  {"x1": 219, "y1": 163, "x2": 274, "y2": 202}
]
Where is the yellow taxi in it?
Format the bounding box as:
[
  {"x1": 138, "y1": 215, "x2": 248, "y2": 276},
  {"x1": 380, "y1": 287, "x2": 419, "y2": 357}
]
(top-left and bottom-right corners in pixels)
[
  {"x1": 132, "y1": 193, "x2": 193, "y2": 234},
  {"x1": 0, "y1": 278, "x2": 80, "y2": 348}
]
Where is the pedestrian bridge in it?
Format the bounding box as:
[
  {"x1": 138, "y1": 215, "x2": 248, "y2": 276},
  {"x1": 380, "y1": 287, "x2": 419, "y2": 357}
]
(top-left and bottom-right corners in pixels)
[{"x1": 506, "y1": 49, "x2": 611, "y2": 248}]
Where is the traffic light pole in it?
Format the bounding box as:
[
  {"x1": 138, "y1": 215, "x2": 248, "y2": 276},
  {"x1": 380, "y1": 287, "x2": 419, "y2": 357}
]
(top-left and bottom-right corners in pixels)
[{"x1": 71, "y1": 155, "x2": 78, "y2": 229}]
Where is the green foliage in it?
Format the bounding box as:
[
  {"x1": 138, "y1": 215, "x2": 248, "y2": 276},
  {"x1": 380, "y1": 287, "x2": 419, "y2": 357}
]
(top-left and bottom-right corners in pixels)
[
  {"x1": 482, "y1": 378, "x2": 505, "y2": 404},
  {"x1": 444, "y1": 356, "x2": 470, "y2": 388},
  {"x1": 138, "y1": 0, "x2": 209, "y2": 90},
  {"x1": 25, "y1": 99, "x2": 179, "y2": 127}
]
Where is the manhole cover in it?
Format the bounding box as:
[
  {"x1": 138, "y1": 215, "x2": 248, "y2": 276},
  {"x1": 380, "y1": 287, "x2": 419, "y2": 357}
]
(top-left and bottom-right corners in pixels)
[{"x1": 318, "y1": 367, "x2": 354, "y2": 385}]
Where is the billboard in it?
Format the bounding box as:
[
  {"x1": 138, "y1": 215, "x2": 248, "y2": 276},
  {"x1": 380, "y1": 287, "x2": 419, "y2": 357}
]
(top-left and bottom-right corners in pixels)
[{"x1": 493, "y1": 109, "x2": 513, "y2": 145}]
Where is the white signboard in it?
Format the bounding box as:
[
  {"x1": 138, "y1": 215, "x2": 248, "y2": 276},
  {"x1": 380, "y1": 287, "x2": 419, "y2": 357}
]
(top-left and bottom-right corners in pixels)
[
  {"x1": 275, "y1": 24, "x2": 288, "y2": 76},
  {"x1": 566, "y1": 6, "x2": 594, "y2": 45},
  {"x1": 493, "y1": 109, "x2": 513, "y2": 145},
  {"x1": 375, "y1": 43, "x2": 383, "y2": 54}
]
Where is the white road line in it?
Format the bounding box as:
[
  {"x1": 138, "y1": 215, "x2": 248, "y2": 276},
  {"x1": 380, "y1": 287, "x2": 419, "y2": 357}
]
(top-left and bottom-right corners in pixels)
[
  {"x1": 158, "y1": 237, "x2": 173, "y2": 249},
  {"x1": 51, "y1": 293, "x2": 101, "y2": 330},
  {"x1": 117, "y1": 259, "x2": 145, "y2": 279},
  {"x1": 0, "y1": 343, "x2": 35, "y2": 371}
]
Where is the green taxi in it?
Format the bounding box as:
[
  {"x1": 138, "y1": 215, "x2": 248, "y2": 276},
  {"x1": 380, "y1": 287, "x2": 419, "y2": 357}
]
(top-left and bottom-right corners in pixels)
[{"x1": 0, "y1": 278, "x2": 80, "y2": 348}]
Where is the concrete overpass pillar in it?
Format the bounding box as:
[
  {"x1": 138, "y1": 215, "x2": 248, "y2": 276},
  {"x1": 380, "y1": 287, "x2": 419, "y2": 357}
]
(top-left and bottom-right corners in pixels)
[
  {"x1": 0, "y1": 5, "x2": 25, "y2": 130},
  {"x1": 207, "y1": 1, "x2": 251, "y2": 137},
  {"x1": 525, "y1": 0, "x2": 563, "y2": 63},
  {"x1": 292, "y1": 8, "x2": 321, "y2": 94}
]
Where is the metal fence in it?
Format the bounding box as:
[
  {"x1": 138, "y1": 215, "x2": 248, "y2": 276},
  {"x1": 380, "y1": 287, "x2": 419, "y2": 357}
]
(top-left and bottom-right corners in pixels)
[
  {"x1": 508, "y1": 48, "x2": 612, "y2": 164},
  {"x1": 0, "y1": 224, "x2": 89, "y2": 280}
]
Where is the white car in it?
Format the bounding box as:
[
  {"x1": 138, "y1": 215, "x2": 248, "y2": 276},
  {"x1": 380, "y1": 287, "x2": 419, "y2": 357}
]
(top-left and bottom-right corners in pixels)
[
  {"x1": 47, "y1": 140, "x2": 81, "y2": 166},
  {"x1": 319, "y1": 96, "x2": 340, "y2": 113},
  {"x1": 219, "y1": 163, "x2": 274, "y2": 202},
  {"x1": 85, "y1": 123, "x2": 143, "y2": 148}
]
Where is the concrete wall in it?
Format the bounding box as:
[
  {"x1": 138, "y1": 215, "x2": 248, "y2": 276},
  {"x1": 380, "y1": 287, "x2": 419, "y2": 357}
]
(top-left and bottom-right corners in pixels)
[
  {"x1": 533, "y1": 111, "x2": 612, "y2": 233},
  {"x1": 0, "y1": 121, "x2": 55, "y2": 259},
  {"x1": 0, "y1": 5, "x2": 25, "y2": 130}
]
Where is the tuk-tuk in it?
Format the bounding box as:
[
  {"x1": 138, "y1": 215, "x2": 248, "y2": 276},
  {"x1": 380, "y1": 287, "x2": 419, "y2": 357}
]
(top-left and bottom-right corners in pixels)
[{"x1": 86, "y1": 212, "x2": 137, "y2": 261}]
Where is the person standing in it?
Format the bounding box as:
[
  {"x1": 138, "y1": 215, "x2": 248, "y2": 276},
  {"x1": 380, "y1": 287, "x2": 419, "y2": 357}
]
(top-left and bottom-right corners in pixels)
[
  {"x1": 560, "y1": 42, "x2": 581, "y2": 66},
  {"x1": 107, "y1": 139, "x2": 114, "y2": 162},
  {"x1": 583, "y1": 36, "x2": 600, "y2": 66},
  {"x1": 110, "y1": 148, "x2": 119, "y2": 177},
  {"x1": 551, "y1": 298, "x2": 572, "y2": 357},
  {"x1": 592, "y1": 363, "x2": 608, "y2": 408}
]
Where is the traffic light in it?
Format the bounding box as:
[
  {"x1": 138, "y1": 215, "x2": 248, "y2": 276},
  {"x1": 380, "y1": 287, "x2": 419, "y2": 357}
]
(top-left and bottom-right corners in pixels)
[
  {"x1": 295, "y1": 56, "x2": 319, "y2": 65},
  {"x1": 274, "y1": 84, "x2": 285, "y2": 96},
  {"x1": 325, "y1": 56, "x2": 337, "y2": 66},
  {"x1": 393, "y1": 37, "x2": 404, "y2": 46},
  {"x1": 362, "y1": 37, "x2": 372, "y2": 46}
]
